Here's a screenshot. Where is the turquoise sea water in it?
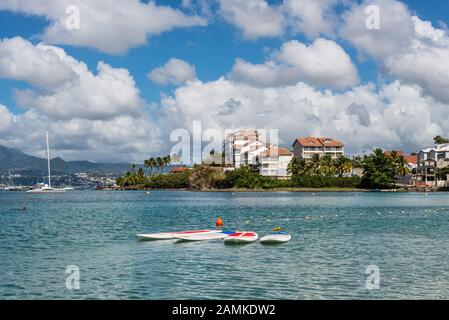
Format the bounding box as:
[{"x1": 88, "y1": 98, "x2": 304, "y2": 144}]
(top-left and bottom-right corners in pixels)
[{"x1": 1, "y1": 190, "x2": 449, "y2": 299}]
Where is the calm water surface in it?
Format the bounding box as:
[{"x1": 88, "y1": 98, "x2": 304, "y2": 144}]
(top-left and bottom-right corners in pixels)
[{"x1": 1, "y1": 190, "x2": 449, "y2": 299}]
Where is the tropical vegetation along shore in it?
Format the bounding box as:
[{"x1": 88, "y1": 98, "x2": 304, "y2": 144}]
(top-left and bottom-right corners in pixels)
[
  {"x1": 116, "y1": 148, "x2": 419, "y2": 191},
  {"x1": 116, "y1": 132, "x2": 449, "y2": 192}
]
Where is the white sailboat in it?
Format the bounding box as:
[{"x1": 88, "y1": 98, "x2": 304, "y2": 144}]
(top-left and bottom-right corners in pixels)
[{"x1": 27, "y1": 132, "x2": 66, "y2": 194}]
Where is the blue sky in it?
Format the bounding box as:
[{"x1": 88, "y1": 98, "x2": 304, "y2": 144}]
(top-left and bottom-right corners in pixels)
[
  {"x1": 0, "y1": 0, "x2": 446, "y2": 114},
  {"x1": 0, "y1": 0, "x2": 415, "y2": 112},
  {"x1": 0, "y1": 0, "x2": 449, "y2": 161},
  {"x1": 0, "y1": 3, "x2": 289, "y2": 113}
]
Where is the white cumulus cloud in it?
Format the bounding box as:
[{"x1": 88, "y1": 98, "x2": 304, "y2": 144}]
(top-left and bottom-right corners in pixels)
[
  {"x1": 0, "y1": 38, "x2": 163, "y2": 162},
  {"x1": 219, "y1": 0, "x2": 285, "y2": 39},
  {"x1": 229, "y1": 39, "x2": 359, "y2": 88},
  {"x1": 158, "y1": 78, "x2": 448, "y2": 155},
  {"x1": 340, "y1": 0, "x2": 449, "y2": 103},
  {"x1": 340, "y1": 0, "x2": 415, "y2": 59},
  {"x1": 0, "y1": 104, "x2": 14, "y2": 133},
  {"x1": 383, "y1": 17, "x2": 449, "y2": 103},
  {"x1": 148, "y1": 58, "x2": 197, "y2": 86},
  {"x1": 0, "y1": 0, "x2": 207, "y2": 54},
  {"x1": 0, "y1": 108, "x2": 162, "y2": 162},
  {"x1": 0, "y1": 37, "x2": 144, "y2": 120},
  {"x1": 0, "y1": 37, "x2": 77, "y2": 91},
  {"x1": 219, "y1": 0, "x2": 338, "y2": 39},
  {"x1": 284, "y1": 0, "x2": 338, "y2": 38}
]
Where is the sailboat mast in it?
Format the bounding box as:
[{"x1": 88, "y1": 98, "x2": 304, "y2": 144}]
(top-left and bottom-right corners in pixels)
[{"x1": 46, "y1": 131, "x2": 51, "y2": 188}]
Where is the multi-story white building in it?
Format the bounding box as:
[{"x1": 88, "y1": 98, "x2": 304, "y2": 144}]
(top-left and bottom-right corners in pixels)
[
  {"x1": 292, "y1": 137, "x2": 344, "y2": 159},
  {"x1": 416, "y1": 144, "x2": 449, "y2": 187},
  {"x1": 259, "y1": 147, "x2": 293, "y2": 178},
  {"x1": 223, "y1": 129, "x2": 268, "y2": 168}
]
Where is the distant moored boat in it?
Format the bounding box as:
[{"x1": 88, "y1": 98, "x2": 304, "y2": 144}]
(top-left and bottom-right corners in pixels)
[{"x1": 27, "y1": 132, "x2": 66, "y2": 194}]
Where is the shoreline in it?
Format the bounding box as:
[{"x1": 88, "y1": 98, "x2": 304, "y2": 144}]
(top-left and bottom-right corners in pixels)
[
  {"x1": 200, "y1": 187, "x2": 369, "y2": 192},
  {"x1": 109, "y1": 187, "x2": 445, "y2": 193}
]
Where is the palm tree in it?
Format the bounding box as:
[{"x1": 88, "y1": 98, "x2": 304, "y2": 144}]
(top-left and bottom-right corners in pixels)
[
  {"x1": 155, "y1": 157, "x2": 162, "y2": 171},
  {"x1": 309, "y1": 154, "x2": 321, "y2": 176},
  {"x1": 143, "y1": 159, "x2": 151, "y2": 175},
  {"x1": 151, "y1": 158, "x2": 157, "y2": 172},
  {"x1": 162, "y1": 155, "x2": 171, "y2": 171},
  {"x1": 288, "y1": 157, "x2": 305, "y2": 176},
  {"x1": 361, "y1": 148, "x2": 396, "y2": 189},
  {"x1": 390, "y1": 151, "x2": 410, "y2": 176},
  {"x1": 334, "y1": 156, "x2": 353, "y2": 177},
  {"x1": 373, "y1": 148, "x2": 384, "y2": 158},
  {"x1": 319, "y1": 155, "x2": 335, "y2": 176},
  {"x1": 165, "y1": 155, "x2": 172, "y2": 166},
  {"x1": 137, "y1": 167, "x2": 145, "y2": 179},
  {"x1": 351, "y1": 155, "x2": 363, "y2": 169},
  {"x1": 144, "y1": 157, "x2": 156, "y2": 175}
]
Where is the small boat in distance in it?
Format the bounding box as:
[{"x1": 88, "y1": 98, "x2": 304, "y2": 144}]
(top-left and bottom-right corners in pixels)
[
  {"x1": 1, "y1": 172, "x2": 29, "y2": 191},
  {"x1": 27, "y1": 132, "x2": 66, "y2": 194}
]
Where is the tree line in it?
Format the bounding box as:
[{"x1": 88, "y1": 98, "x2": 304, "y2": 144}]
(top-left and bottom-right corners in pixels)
[
  {"x1": 144, "y1": 155, "x2": 171, "y2": 174},
  {"x1": 116, "y1": 148, "x2": 413, "y2": 190},
  {"x1": 117, "y1": 155, "x2": 171, "y2": 187},
  {"x1": 286, "y1": 149, "x2": 410, "y2": 189},
  {"x1": 287, "y1": 154, "x2": 353, "y2": 177}
]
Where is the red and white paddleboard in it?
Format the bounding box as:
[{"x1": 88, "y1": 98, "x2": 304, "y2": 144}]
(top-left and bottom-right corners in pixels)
[
  {"x1": 174, "y1": 231, "x2": 235, "y2": 241},
  {"x1": 224, "y1": 231, "x2": 259, "y2": 244},
  {"x1": 137, "y1": 230, "x2": 221, "y2": 241}
]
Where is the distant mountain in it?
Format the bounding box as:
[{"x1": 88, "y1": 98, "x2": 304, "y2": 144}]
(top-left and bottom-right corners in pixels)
[{"x1": 0, "y1": 145, "x2": 132, "y2": 175}]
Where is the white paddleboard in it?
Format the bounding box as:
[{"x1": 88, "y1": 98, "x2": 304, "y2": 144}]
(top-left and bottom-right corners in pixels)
[
  {"x1": 137, "y1": 230, "x2": 220, "y2": 241},
  {"x1": 175, "y1": 231, "x2": 235, "y2": 241},
  {"x1": 224, "y1": 231, "x2": 259, "y2": 244},
  {"x1": 260, "y1": 232, "x2": 291, "y2": 244}
]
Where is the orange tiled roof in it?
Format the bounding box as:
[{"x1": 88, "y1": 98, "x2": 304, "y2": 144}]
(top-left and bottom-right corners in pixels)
[
  {"x1": 405, "y1": 155, "x2": 417, "y2": 164},
  {"x1": 384, "y1": 151, "x2": 417, "y2": 164},
  {"x1": 170, "y1": 166, "x2": 190, "y2": 173},
  {"x1": 317, "y1": 137, "x2": 344, "y2": 147},
  {"x1": 294, "y1": 137, "x2": 344, "y2": 148},
  {"x1": 263, "y1": 147, "x2": 292, "y2": 157}
]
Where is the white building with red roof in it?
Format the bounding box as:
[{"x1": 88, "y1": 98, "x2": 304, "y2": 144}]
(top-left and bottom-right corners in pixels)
[
  {"x1": 259, "y1": 146, "x2": 293, "y2": 177},
  {"x1": 223, "y1": 129, "x2": 268, "y2": 168},
  {"x1": 292, "y1": 137, "x2": 344, "y2": 159}
]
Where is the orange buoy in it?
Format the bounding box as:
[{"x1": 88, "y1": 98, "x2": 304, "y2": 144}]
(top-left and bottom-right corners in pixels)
[{"x1": 215, "y1": 216, "x2": 224, "y2": 228}]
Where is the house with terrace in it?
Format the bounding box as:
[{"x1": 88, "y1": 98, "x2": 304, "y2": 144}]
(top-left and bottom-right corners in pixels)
[
  {"x1": 259, "y1": 146, "x2": 293, "y2": 178},
  {"x1": 416, "y1": 144, "x2": 449, "y2": 187},
  {"x1": 292, "y1": 137, "x2": 344, "y2": 159},
  {"x1": 223, "y1": 129, "x2": 268, "y2": 169}
]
